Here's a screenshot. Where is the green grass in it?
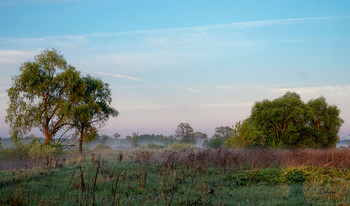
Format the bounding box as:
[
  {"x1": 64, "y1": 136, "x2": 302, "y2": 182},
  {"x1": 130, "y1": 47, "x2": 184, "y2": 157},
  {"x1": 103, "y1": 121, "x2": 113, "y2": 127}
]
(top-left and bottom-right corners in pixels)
[{"x1": 1, "y1": 155, "x2": 350, "y2": 206}]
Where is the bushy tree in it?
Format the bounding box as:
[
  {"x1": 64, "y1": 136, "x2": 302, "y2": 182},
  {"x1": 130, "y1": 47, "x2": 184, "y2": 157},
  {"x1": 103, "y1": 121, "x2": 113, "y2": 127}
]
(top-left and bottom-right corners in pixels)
[
  {"x1": 306, "y1": 97, "x2": 343, "y2": 147},
  {"x1": 213, "y1": 126, "x2": 232, "y2": 140},
  {"x1": 204, "y1": 126, "x2": 233, "y2": 149},
  {"x1": 237, "y1": 91, "x2": 343, "y2": 148},
  {"x1": 127, "y1": 133, "x2": 140, "y2": 147},
  {"x1": 225, "y1": 120, "x2": 265, "y2": 148},
  {"x1": 206, "y1": 137, "x2": 224, "y2": 149},
  {"x1": 194, "y1": 131, "x2": 208, "y2": 140},
  {"x1": 6, "y1": 49, "x2": 84, "y2": 143},
  {"x1": 175, "y1": 123, "x2": 195, "y2": 144},
  {"x1": 68, "y1": 75, "x2": 118, "y2": 153},
  {"x1": 249, "y1": 92, "x2": 305, "y2": 147}
]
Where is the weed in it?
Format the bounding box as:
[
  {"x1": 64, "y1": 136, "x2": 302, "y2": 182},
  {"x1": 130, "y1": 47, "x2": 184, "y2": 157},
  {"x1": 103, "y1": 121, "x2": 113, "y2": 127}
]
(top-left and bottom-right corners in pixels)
[{"x1": 1, "y1": 148, "x2": 350, "y2": 205}]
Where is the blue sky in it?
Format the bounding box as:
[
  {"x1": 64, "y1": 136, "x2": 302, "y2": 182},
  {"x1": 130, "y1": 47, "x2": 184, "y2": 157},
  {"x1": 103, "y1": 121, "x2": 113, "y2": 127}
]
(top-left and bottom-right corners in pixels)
[{"x1": 0, "y1": 0, "x2": 349, "y2": 138}]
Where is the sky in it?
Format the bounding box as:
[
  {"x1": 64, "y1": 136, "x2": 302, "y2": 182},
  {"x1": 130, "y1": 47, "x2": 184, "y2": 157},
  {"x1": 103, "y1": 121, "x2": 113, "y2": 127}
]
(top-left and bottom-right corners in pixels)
[{"x1": 0, "y1": 0, "x2": 349, "y2": 139}]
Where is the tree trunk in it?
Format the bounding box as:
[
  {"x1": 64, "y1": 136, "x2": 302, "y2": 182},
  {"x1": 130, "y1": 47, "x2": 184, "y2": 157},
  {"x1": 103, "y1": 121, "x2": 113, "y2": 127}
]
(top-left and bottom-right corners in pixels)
[
  {"x1": 45, "y1": 136, "x2": 50, "y2": 144},
  {"x1": 79, "y1": 129, "x2": 84, "y2": 153},
  {"x1": 45, "y1": 124, "x2": 51, "y2": 144}
]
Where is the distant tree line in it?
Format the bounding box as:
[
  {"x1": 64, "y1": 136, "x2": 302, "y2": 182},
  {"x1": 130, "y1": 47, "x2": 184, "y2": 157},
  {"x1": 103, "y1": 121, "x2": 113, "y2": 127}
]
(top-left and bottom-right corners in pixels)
[
  {"x1": 94, "y1": 90, "x2": 344, "y2": 150},
  {"x1": 88, "y1": 133, "x2": 176, "y2": 149}
]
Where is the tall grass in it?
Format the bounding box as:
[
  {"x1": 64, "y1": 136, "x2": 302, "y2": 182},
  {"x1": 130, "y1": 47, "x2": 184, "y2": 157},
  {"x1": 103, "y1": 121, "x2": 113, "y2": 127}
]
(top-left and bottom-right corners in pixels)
[
  {"x1": 1, "y1": 148, "x2": 350, "y2": 205},
  {"x1": 129, "y1": 148, "x2": 350, "y2": 169}
]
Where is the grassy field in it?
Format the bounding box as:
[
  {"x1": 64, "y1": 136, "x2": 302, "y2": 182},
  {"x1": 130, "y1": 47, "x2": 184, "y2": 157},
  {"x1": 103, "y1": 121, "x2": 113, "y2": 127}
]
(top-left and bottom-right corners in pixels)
[{"x1": 1, "y1": 148, "x2": 350, "y2": 205}]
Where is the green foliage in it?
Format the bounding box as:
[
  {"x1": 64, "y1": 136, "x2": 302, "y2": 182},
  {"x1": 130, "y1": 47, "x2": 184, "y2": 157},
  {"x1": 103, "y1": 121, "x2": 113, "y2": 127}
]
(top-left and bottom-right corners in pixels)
[
  {"x1": 1, "y1": 138, "x2": 62, "y2": 159},
  {"x1": 226, "y1": 166, "x2": 348, "y2": 186},
  {"x1": 144, "y1": 143, "x2": 165, "y2": 149},
  {"x1": 194, "y1": 131, "x2": 208, "y2": 140},
  {"x1": 250, "y1": 91, "x2": 306, "y2": 147},
  {"x1": 213, "y1": 126, "x2": 232, "y2": 140},
  {"x1": 237, "y1": 91, "x2": 343, "y2": 148},
  {"x1": 68, "y1": 75, "x2": 118, "y2": 153},
  {"x1": 227, "y1": 168, "x2": 284, "y2": 186},
  {"x1": 175, "y1": 123, "x2": 195, "y2": 144},
  {"x1": 6, "y1": 49, "x2": 118, "y2": 151},
  {"x1": 285, "y1": 169, "x2": 306, "y2": 184},
  {"x1": 27, "y1": 141, "x2": 61, "y2": 159},
  {"x1": 6, "y1": 49, "x2": 84, "y2": 143},
  {"x1": 1, "y1": 151, "x2": 350, "y2": 205},
  {"x1": 226, "y1": 120, "x2": 265, "y2": 148},
  {"x1": 168, "y1": 143, "x2": 196, "y2": 151},
  {"x1": 306, "y1": 97, "x2": 343, "y2": 147},
  {"x1": 206, "y1": 137, "x2": 224, "y2": 149},
  {"x1": 126, "y1": 133, "x2": 140, "y2": 147},
  {"x1": 302, "y1": 166, "x2": 348, "y2": 184},
  {"x1": 83, "y1": 127, "x2": 98, "y2": 144},
  {"x1": 137, "y1": 134, "x2": 175, "y2": 146}
]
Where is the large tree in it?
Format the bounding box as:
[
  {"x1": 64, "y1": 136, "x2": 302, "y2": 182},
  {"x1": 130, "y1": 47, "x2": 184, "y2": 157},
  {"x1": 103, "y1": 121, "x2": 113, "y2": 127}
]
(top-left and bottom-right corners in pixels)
[
  {"x1": 175, "y1": 123, "x2": 195, "y2": 144},
  {"x1": 250, "y1": 91, "x2": 306, "y2": 147},
  {"x1": 69, "y1": 75, "x2": 118, "y2": 153},
  {"x1": 213, "y1": 126, "x2": 232, "y2": 140},
  {"x1": 306, "y1": 97, "x2": 343, "y2": 147},
  {"x1": 6, "y1": 49, "x2": 83, "y2": 143},
  {"x1": 243, "y1": 91, "x2": 343, "y2": 148}
]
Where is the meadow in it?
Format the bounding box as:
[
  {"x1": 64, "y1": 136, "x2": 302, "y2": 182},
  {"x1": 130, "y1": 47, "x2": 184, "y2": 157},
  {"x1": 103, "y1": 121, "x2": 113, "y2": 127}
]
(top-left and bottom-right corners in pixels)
[{"x1": 1, "y1": 147, "x2": 350, "y2": 205}]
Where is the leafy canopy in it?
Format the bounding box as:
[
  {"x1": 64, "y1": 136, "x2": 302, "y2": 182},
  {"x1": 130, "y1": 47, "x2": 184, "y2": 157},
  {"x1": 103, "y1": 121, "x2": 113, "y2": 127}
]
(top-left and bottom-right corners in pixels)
[
  {"x1": 175, "y1": 123, "x2": 195, "y2": 144},
  {"x1": 226, "y1": 91, "x2": 343, "y2": 148},
  {"x1": 68, "y1": 75, "x2": 118, "y2": 152},
  {"x1": 6, "y1": 49, "x2": 119, "y2": 149},
  {"x1": 6, "y1": 49, "x2": 84, "y2": 143}
]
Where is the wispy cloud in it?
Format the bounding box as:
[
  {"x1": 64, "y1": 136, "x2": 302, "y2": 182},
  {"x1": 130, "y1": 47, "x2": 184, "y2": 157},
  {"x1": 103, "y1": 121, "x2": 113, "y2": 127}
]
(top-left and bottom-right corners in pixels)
[
  {"x1": 197, "y1": 103, "x2": 253, "y2": 108},
  {"x1": 269, "y1": 85, "x2": 350, "y2": 97},
  {"x1": 93, "y1": 71, "x2": 144, "y2": 81},
  {"x1": 0, "y1": 50, "x2": 35, "y2": 64},
  {"x1": 119, "y1": 102, "x2": 252, "y2": 111},
  {"x1": 185, "y1": 88, "x2": 202, "y2": 93},
  {"x1": 215, "y1": 85, "x2": 266, "y2": 90},
  {"x1": 77, "y1": 16, "x2": 350, "y2": 39},
  {"x1": 120, "y1": 104, "x2": 177, "y2": 111},
  {"x1": 5, "y1": 16, "x2": 349, "y2": 42},
  {"x1": 177, "y1": 86, "x2": 202, "y2": 93}
]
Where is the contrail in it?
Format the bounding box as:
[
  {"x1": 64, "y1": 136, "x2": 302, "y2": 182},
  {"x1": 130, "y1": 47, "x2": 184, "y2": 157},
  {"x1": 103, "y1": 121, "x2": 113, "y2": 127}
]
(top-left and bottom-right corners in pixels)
[{"x1": 93, "y1": 72, "x2": 144, "y2": 81}]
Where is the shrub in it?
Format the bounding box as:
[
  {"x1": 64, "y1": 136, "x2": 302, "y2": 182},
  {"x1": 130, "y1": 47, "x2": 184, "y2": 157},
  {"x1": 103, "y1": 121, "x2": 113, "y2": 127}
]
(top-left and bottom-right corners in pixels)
[
  {"x1": 28, "y1": 142, "x2": 58, "y2": 159},
  {"x1": 256, "y1": 168, "x2": 283, "y2": 185},
  {"x1": 206, "y1": 137, "x2": 224, "y2": 149},
  {"x1": 227, "y1": 168, "x2": 284, "y2": 186},
  {"x1": 144, "y1": 143, "x2": 165, "y2": 149},
  {"x1": 27, "y1": 139, "x2": 62, "y2": 159},
  {"x1": 0, "y1": 138, "x2": 62, "y2": 159},
  {"x1": 283, "y1": 168, "x2": 307, "y2": 184}
]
